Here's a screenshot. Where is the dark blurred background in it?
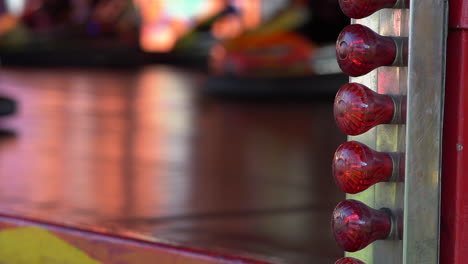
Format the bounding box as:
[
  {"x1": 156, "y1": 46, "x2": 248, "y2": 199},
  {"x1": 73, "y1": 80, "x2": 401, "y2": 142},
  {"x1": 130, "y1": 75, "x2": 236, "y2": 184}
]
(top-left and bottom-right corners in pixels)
[{"x1": 0, "y1": 1, "x2": 348, "y2": 263}]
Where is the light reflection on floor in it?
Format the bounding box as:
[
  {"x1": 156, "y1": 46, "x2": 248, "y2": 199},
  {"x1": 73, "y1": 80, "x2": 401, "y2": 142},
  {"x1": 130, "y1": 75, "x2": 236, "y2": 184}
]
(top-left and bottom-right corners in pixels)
[{"x1": 0, "y1": 66, "x2": 345, "y2": 263}]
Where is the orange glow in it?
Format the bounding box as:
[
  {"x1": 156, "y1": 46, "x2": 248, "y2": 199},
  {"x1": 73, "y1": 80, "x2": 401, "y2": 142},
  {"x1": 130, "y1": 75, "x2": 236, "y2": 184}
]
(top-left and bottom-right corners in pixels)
[
  {"x1": 212, "y1": 14, "x2": 243, "y2": 40},
  {"x1": 140, "y1": 25, "x2": 177, "y2": 52},
  {"x1": 0, "y1": 14, "x2": 18, "y2": 35},
  {"x1": 170, "y1": 19, "x2": 190, "y2": 37},
  {"x1": 239, "y1": 0, "x2": 261, "y2": 29},
  {"x1": 134, "y1": 0, "x2": 162, "y2": 22},
  {"x1": 210, "y1": 44, "x2": 226, "y2": 61},
  {"x1": 209, "y1": 44, "x2": 226, "y2": 74}
]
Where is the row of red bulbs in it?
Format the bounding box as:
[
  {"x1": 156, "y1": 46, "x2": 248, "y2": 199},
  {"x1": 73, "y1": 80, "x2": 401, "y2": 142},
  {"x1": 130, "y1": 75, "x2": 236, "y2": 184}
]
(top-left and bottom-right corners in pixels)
[{"x1": 332, "y1": 0, "x2": 410, "y2": 263}]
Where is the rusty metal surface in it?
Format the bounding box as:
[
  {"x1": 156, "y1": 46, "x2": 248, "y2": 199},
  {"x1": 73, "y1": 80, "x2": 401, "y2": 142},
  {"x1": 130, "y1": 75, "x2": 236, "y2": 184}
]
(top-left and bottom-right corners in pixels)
[{"x1": 0, "y1": 67, "x2": 345, "y2": 264}]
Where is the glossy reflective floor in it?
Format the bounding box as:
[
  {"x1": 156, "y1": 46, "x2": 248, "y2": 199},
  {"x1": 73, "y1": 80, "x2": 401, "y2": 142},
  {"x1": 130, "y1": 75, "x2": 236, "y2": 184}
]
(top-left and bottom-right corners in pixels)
[{"x1": 0, "y1": 66, "x2": 345, "y2": 264}]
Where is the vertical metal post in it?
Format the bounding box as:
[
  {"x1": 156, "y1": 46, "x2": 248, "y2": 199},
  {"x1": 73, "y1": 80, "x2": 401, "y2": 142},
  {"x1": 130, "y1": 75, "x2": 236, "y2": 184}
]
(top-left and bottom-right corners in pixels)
[{"x1": 404, "y1": 1, "x2": 448, "y2": 263}]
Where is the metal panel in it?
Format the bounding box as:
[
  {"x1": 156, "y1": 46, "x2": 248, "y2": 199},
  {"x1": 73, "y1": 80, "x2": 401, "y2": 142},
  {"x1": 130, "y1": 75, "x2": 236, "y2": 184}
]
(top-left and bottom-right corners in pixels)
[
  {"x1": 404, "y1": 1, "x2": 448, "y2": 264},
  {"x1": 346, "y1": 8, "x2": 409, "y2": 264}
]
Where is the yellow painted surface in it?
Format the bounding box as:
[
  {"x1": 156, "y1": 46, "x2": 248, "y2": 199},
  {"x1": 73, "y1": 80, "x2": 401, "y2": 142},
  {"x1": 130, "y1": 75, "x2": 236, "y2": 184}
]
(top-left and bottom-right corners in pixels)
[{"x1": 0, "y1": 227, "x2": 102, "y2": 264}]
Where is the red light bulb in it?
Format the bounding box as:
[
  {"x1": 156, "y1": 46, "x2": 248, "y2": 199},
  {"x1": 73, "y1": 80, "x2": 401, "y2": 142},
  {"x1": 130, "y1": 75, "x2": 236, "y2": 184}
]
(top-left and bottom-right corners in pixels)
[
  {"x1": 334, "y1": 83, "x2": 395, "y2": 135},
  {"x1": 336, "y1": 24, "x2": 397, "y2": 77},
  {"x1": 332, "y1": 199, "x2": 391, "y2": 252},
  {"x1": 339, "y1": 0, "x2": 397, "y2": 19},
  {"x1": 335, "y1": 257, "x2": 366, "y2": 264},
  {"x1": 333, "y1": 141, "x2": 394, "y2": 194}
]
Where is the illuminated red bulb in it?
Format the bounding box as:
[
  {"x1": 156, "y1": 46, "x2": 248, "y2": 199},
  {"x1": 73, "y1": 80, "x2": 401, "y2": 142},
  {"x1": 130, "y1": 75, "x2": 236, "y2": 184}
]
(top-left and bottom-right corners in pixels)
[
  {"x1": 332, "y1": 199, "x2": 391, "y2": 252},
  {"x1": 339, "y1": 0, "x2": 397, "y2": 19},
  {"x1": 336, "y1": 24, "x2": 397, "y2": 76},
  {"x1": 333, "y1": 141, "x2": 394, "y2": 194},
  {"x1": 335, "y1": 257, "x2": 366, "y2": 264},
  {"x1": 334, "y1": 83, "x2": 395, "y2": 135}
]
